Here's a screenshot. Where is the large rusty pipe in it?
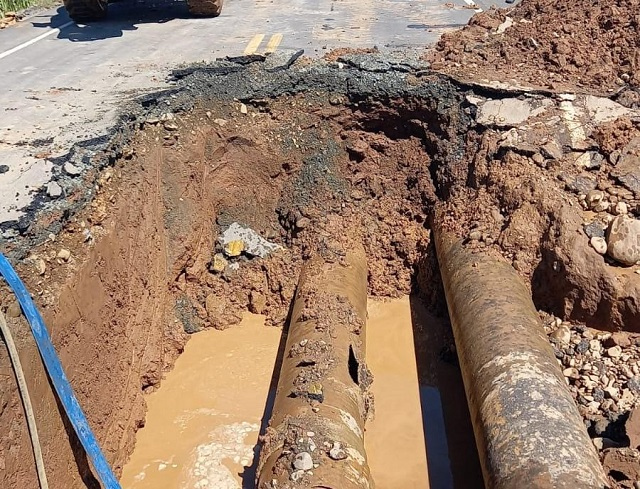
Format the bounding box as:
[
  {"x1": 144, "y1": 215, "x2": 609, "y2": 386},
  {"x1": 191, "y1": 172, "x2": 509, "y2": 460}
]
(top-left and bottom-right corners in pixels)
[
  {"x1": 433, "y1": 222, "x2": 608, "y2": 489},
  {"x1": 257, "y1": 242, "x2": 373, "y2": 489}
]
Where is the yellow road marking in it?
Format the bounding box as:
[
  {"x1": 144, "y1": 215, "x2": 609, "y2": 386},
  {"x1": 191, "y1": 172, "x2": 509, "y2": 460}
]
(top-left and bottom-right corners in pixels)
[
  {"x1": 243, "y1": 34, "x2": 265, "y2": 55},
  {"x1": 264, "y1": 33, "x2": 283, "y2": 54}
]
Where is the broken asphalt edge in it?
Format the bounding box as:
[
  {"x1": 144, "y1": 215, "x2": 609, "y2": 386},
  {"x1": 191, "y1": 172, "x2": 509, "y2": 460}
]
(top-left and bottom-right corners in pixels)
[{"x1": 0, "y1": 49, "x2": 629, "y2": 262}]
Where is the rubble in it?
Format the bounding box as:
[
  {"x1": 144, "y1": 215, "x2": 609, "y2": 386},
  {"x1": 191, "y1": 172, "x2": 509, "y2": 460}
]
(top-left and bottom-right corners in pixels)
[{"x1": 218, "y1": 222, "x2": 282, "y2": 258}]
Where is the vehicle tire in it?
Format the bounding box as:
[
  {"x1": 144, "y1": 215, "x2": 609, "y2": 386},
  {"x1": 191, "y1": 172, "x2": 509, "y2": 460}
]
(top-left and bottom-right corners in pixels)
[
  {"x1": 187, "y1": 0, "x2": 223, "y2": 17},
  {"x1": 64, "y1": 0, "x2": 108, "y2": 22}
]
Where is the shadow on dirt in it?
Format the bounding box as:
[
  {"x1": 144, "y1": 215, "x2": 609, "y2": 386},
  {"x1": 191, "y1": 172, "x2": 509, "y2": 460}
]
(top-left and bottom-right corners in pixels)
[{"x1": 31, "y1": 0, "x2": 215, "y2": 42}]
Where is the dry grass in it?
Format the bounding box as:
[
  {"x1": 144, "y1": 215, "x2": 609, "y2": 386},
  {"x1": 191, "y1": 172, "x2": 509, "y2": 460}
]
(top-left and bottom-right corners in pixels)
[{"x1": 1, "y1": 0, "x2": 59, "y2": 16}]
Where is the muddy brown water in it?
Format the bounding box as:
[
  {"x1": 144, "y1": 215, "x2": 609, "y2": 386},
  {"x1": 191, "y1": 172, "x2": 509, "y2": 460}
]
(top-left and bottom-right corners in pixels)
[{"x1": 120, "y1": 297, "x2": 482, "y2": 488}]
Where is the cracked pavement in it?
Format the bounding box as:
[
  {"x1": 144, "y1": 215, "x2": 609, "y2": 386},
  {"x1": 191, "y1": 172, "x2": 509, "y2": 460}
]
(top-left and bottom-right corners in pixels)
[{"x1": 0, "y1": 0, "x2": 515, "y2": 229}]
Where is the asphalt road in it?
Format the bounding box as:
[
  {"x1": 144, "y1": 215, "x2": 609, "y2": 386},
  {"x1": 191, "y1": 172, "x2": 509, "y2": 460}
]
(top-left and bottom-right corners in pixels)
[{"x1": 0, "y1": 0, "x2": 511, "y2": 227}]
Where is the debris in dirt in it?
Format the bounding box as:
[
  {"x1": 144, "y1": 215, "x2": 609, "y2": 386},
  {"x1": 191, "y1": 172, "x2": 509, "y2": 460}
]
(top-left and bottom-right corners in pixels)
[
  {"x1": 223, "y1": 240, "x2": 244, "y2": 257},
  {"x1": 163, "y1": 122, "x2": 179, "y2": 131},
  {"x1": 213, "y1": 118, "x2": 227, "y2": 127},
  {"x1": 476, "y1": 98, "x2": 533, "y2": 127},
  {"x1": 63, "y1": 162, "x2": 81, "y2": 176},
  {"x1": 57, "y1": 249, "x2": 71, "y2": 262},
  {"x1": 550, "y1": 324, "x2": 571, "y2": 345},
  {"x1": 540, "y1": 141, "x2": 563, "y2": 161},
  {"x1": 546, "y1": 319, "x2": 640, "y2": 448},
  {"x1": 626, "y1": 408, "x2": 640, "y2": 449},
  {"x1": 328, "y1": 442, "x2": 347, "y2": 461},
  {"x1": 239, "y1": 103, "x2": 248, "y2": 114},
  {"x1": 263, "y1": 49, "x2": 304, "y2": 72},
  {"x1": 427, "y1": 0, "x2": 640, "y2": 92},
  {"x1": 218, "y1": 222, "x2": 282, "y2": 259},
  {"x1": 606, "y1": 215, "x2": 640, "y2": 266},
  {"x1": 292, "y1": 451, "x2": 314, "y2": 471},
  {"x1": 337, "y1": 53, "x2": 391, "y2": 73},
  {"x1": 5, "y1": 301, "x2": 21, "y2": 318},
  {"x1": 562, "y1": 174, "x2": 598, "y2": 194},
  {"x1": 0, "y1": 165, "x2": 8, "y2": 174},
  {"x1": 590, "y1": 237, "x2": 607, "y2": 255},
  {"x1": 46, "y1": 181, "x2": 63, "y2": 198},
  {"x1": 211, "y1": 253, "x2": 228, "y2": 272},
  {"x1": 27, "y1": 255, "x2": 46, "y2": 275},
  {"x1": 611, "y1": 138, "x2": 640, "y2": 196}
]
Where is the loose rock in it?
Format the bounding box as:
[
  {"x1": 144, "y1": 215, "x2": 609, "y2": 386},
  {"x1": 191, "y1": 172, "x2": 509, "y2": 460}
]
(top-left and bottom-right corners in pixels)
[
  {"x1": 607, "y1": 215, "x2": 640, "y2": 266},
  {"x1": 563, "y1": 174, "x2": 597, "y2": 194},
  {"x1": 615, "y1": 202, "x2": 629, "y2": 215},
  {"x1": 590, "y1": 236, "x2": 607, "y2": 255},
  {"x1": 585, "y1": 190, "x2": 605, "y2": 210},
  {"x1": 292, "y1": 452, "x2": 313, "y2": 471},
  {"x1": 540, "y1": 140, "x2": 563, "y2": 160},
  {"x1": 57, "y1": 249, "x2": 71, "y2": 262},
  {"x1": 607, "y1": 346, "x2": 623, "y2": 358},
  {"x1": 328, "y1": 442, "x2": 348, "y2": 461},
  {"x1": 550, "y1": 325, "x2": 571, "y2": 344},
  {"x1": 32, "y1": 257, "x2": 46, "y2": 275},
  {"x1": 46, "y1": 181, "x2": 63, "y2": 198},
  {"x1": 5, "y1": 301, "x2": 21, "y2": 318},
  {"x1": 584, "y1": 221, "x2": 606, "y2": 239},
  {"x1": 63, "y1": 162, "x2": 82, "y2": 176}
]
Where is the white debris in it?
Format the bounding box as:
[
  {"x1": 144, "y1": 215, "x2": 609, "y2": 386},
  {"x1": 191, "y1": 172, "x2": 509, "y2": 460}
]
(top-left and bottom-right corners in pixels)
[{"x1": 218, "y1": 222, "x2": 282, "y2": 258}]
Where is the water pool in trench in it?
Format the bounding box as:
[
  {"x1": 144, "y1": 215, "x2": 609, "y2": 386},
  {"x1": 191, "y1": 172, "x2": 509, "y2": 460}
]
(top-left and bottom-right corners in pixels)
[{"x1": 120, "y1": 297, "x2": 480, "y2": 488}]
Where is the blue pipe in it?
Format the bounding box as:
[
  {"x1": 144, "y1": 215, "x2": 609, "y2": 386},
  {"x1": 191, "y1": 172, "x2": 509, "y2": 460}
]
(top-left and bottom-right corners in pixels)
[{"x1": 0, "y1": 253, "x2": 121, "y2": 489}]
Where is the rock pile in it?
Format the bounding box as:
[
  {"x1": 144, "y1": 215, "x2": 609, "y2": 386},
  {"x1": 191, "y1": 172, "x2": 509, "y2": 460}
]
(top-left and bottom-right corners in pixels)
[{"x1": 545, "y1": 316, "x2": 640, "y2": 485}]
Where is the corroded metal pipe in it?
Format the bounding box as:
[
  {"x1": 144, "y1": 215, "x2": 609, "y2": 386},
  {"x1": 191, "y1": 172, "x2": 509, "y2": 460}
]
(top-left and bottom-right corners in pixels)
[
  {"x1": 433, "y1": 222, "x2": 608, "y2": 489},
  {"x1": 256, "y1": 242, "x2": 373, "y2": 489}
]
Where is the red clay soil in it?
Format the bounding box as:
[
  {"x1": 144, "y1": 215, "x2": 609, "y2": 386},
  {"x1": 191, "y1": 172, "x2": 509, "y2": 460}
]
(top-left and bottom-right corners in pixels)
[
  {"x1": 0, "y1": 95, "x2": 436, "y2": 489},
  {"x1": 427, "y1": 0, "x2": 640, "y2": 93}
]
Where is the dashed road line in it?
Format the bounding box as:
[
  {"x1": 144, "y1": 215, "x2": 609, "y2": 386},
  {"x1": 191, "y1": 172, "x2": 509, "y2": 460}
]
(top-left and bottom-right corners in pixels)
[
  {"x1": 264, "y1": 33, "x2": 283, "y2": 54},
  {"x1": 0, "y1": 21, "x2": 74, "y2": 61},
  {"x1": 243, "y1": 34, "x2": 265, "y2": 55}
]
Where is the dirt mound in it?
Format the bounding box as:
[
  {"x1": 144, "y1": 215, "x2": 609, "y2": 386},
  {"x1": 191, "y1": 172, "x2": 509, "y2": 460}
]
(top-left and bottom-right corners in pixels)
[{"x1": 428, "y1": 0, "x2": 640, "y2": 93}]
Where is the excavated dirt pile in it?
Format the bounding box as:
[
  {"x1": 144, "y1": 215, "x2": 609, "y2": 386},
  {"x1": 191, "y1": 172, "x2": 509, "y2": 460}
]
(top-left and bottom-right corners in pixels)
[
  {"x1": 428, "y1": 0, "x2": 640, "y2": 95},
  {"x1": 1, "y1": 38, "x2": 640, "y2": 489}
]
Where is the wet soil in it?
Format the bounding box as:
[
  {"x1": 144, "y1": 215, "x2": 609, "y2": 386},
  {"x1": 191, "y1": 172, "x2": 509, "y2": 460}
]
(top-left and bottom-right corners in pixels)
[{"x1": 120, "y1": 312, "x2": 278, "y2": 489}]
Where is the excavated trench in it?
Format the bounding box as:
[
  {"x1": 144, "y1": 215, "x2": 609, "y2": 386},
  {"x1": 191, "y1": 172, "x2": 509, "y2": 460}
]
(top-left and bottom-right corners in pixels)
[{"x1": 1, "y1": 57, "x2": 639, "y2": 488}]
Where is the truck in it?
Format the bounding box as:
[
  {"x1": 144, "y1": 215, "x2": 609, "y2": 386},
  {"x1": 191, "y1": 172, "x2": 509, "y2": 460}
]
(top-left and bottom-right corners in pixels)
[{"x1": 63, "y1": 0, "x2": 223, "y2": 22}]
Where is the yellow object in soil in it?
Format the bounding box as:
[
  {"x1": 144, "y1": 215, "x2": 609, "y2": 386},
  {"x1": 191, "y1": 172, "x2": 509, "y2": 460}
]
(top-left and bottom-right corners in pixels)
[
  {"x1": 224, "y1": 240, "x2": 244, "y2": 257},
  {"x1": 211, "y1": 253, "x2": 228, "y2": 272}
]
